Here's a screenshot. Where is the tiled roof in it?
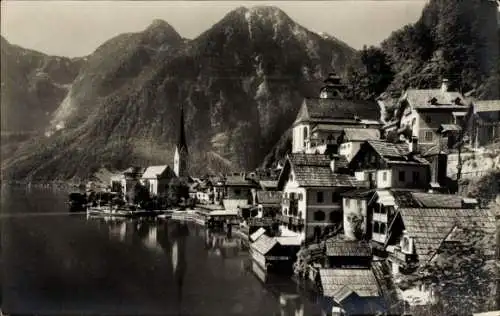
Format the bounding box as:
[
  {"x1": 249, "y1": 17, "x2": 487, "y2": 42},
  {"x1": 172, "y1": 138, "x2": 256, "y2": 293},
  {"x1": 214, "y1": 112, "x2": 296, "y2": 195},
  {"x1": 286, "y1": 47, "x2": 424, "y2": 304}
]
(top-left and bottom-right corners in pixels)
[
  {"x1": 251, "y1": 234, "x2": 278, "y2": 255},
  {"x1": 294, "y1": 165, "x2": 366, "y2": 188},
  {"x1": 390, "y1": 190, "x2": 422, "y2": 207},
  {"x1": 256, "y1": 190, "x2": 282, "y2": 205},
  {"x1": 332, "y1": 154, "x2": 349, "y2": 170},
  {"x1": 411, "y1": 192, "x2": 464, "y2": 208},
  {"x1": 367, "y1": 141, "x2": 429, "y2": 165},
  {"x1": 225, "y1": 175, "x2": 255, "y2": 187},
  {"x1": 341, "y1": 188, "x2": 375, "y2": 199},
  {"x1": 319, "y1": 269, "x2": 381, "y2": 298},
  {"x1": 276, "y1": 236, "x2": 302, "y2": 246},
  {"x1": 289, "y1": 153, "x2": 331, "y2": 166},
  {"x1": 398, "y1": 208, "x2": 496, "y2": 262},
  {"x1": 404, "y1": 89, "x2": 468, "y2": 109},
  {"x1": 259, "y1": 180, "x2": 278, "y2": 189},
  {"x1": 325, "y1": 240, "x2": 372, "y2": 257},
  {"x1": 311, "y1": 124, "x2": 349, "y2": 132},
  {"x1": 475, "y1": 100, "x2": 500, "y2": 113},
  {"x1": 343, "y1": 128, "x2": 381, "y2": 141},
  {"x1": 250, "y1": 227, "x2": 266, "y2": 242},
  {"x1": 295, "y1": 98, "x2": 380, "y2": 124},
  {"x1": 142, "y1": 165, "x2": 171, "y2": 179},
  {"x1": 421, "y1": 145, "x2": 448, "y2": 156}
]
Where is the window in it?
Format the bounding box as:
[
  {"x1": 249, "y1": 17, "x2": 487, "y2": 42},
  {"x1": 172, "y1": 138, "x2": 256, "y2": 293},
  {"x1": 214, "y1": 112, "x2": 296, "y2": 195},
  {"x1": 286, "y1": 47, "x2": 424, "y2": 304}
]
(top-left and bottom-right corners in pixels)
[
  {"x1": 290, "y1": 174, "x2": 294, "y2": 182},
  {"x1": 382, "y1": 171, "x2": 387, "y2": 182},
  {"x1": 284, "y1": 208, "x2": 289, "y2": 215},
  {"x1": 373, "y1": 222, "x2": 380, "y2": 233},
  {"x1": 424, "y1": 131, "x2": 433, "y2": 142},
  {"x1": 399, "y1": 171, "x2": 405, "y2": 182},
  {"x1": 298, "y1": 211, "x2": 302, "y2": 219},
  {"x1": 234, "y1": 189, "x2": 241, "y2": 196},
  {"x1": 313, "y1": 211, "x2": 325, "y2": 221},
  {"x1": 298, "y1": 193, "x2": 303, "y2": 201},
  {"x1": 345, "y1": 199, "x2": 351, "y2": 208},
  {"x1": 412, "y1": 171, "x2": 420, "y2": 184},
  {"x1": 303, "y1": 126, "x2": 308, "y2": 139},
  {"x1": 332, "y1": 192, "x2": 340, "y2": 203},
  {"x1": 380, "y1": 223, "x2": 387, "y2": 235},
  {"x1": 370, "y1": 154, "x2": 376, "y2": 163},
  {"x1": 317, "y1": 191, "x2": 324, "y2": 203},
  {"x1": 357, "y1": 200, "x2": 362, "y2": 209}
]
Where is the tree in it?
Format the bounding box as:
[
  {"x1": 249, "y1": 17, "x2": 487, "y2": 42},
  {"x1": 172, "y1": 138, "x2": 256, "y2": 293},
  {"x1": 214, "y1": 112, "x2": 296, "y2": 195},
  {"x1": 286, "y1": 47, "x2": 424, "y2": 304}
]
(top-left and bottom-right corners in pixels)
[
  {"x1": 167, "y1": 177, "x2": 189, "y2": 206},
  {"x1": 406, "y1": 223, "x2": 497, "y2": 315},
  {"x1": 133, "y1": 182, "x2": 150, "y2": 206}
]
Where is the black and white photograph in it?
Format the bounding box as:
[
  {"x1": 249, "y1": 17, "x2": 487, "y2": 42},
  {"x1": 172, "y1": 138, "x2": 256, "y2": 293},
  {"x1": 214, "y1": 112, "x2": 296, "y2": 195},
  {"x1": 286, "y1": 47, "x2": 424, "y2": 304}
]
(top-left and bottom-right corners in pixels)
[{"x1": 1, "y1": 0, "x2": 499, "y2": 315}]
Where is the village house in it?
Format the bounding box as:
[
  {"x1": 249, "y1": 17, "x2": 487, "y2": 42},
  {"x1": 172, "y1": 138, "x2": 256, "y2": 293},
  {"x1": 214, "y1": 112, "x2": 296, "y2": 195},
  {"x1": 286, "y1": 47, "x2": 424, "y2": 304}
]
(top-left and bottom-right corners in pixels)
[
  {"x1": 466, "y1": 100, "x2": 500, "y2": 149},
  {"x1": 337, "y1": 128, "x2": 381, "y2": 162},
  {"x1": 252, "y1": 190, "x2": 282, "y2": 218},
  {"x1": 386, "y1": 79, "x2": 470, "y2": 152},
  {"x1": 141, "y1": 165, "x2": 177, "y2": 197},
  {"x1": 122, "y1": 166, "x2": 146, "y2": 202},
  {"x1": 349, "y1": 139, "x2": 431, "y2": 191},
  {"x1": 250, "y1": 233, "x2": 302, "y2": 272},
  {"x1": 110, "y1": 172, "x2": 126, "y2": 194},
  {"x1": 222, "y1": 174, "x2": 257, "y2": 214},
  {"x1": 277, "y1": 153, "x2": 367, "y2": 244},
  {"x1": 291, "y1": 72, "x2": 381, "y2": 155}
]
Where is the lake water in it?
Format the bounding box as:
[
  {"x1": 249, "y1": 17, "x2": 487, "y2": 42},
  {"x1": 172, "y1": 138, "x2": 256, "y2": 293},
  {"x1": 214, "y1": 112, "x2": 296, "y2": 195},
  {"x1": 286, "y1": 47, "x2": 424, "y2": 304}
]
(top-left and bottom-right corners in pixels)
[{"x1": 0, "y1": 186, "x2": 323, "y2": 315}]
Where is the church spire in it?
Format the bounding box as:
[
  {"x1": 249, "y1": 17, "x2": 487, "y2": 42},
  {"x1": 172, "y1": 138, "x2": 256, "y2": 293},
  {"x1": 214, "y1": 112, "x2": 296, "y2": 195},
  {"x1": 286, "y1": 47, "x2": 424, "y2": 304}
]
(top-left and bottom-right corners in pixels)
[
  {"x1": 174, "y1": 105, "x2": 188, "y2": 178},
  {"x1": 177, "y1": 105, "x2": 188, "y2": 153}
]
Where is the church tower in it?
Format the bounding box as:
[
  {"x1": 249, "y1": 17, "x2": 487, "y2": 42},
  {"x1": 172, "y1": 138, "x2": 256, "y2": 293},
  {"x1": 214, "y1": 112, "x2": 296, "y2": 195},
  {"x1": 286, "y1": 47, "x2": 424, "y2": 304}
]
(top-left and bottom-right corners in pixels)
[
  {"x1": 174, "y1": 106, "x2": 188, "y2": 178},
  {"x1": 319, "y1": 71, "x2": 346, "y2": 99}
]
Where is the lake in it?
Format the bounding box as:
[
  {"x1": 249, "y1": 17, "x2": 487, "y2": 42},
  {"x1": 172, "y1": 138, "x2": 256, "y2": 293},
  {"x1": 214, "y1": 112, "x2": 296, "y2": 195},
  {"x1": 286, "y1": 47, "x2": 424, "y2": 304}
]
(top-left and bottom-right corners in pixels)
[{"x1": 0, "y1": 186, "x2": 323, "y2": 315}]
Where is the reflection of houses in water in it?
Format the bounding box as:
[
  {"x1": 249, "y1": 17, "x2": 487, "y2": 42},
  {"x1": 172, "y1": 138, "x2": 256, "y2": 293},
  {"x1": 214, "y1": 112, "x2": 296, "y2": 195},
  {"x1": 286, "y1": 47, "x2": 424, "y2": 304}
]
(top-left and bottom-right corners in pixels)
[
  {"x1": 171, "y1": 222, "x2": 189, "y2": 303},
  {"x1": 251, "y1": 261, "x2": 305, "y2": 316},
  {"x1": 205, "y1": 229, "x2": 244, "y2": 258}
]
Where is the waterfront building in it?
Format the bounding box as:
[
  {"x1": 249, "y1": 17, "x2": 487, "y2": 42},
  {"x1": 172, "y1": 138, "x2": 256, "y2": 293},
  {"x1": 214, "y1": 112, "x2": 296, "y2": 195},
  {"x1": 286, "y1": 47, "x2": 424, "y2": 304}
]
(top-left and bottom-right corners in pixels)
[
  {"x1": 250, "y1": 233, "x2": 301, "y2": 272},
  {"x1": 141, "y1": 165, "x2": 176, "y2": 197},
  {"x1": 122, "y1": 166, "x2": 146, "y2": 202},
  {"x1": 291, "y1": 72, "x2": 381, "y2": 155},
  {"x1": 277, "y1": 153, "x2": 367, "y2": 244},
  {"x1": 222, "y1": 174, "x2": 256, "y2": 215},
  {"x1": 252, "y1": 190, "x2": 282, "y2": 218}
]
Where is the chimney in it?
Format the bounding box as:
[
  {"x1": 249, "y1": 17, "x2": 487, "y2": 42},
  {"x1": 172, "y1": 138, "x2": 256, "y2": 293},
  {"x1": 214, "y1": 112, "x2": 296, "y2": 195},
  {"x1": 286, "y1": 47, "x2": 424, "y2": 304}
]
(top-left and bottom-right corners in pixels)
[
  {"x1": 410, "y1": 136, "x2": 419, "y2": 154},
  {"x1": 441, "y1": 78, "x2": 449, "y2": 93}
]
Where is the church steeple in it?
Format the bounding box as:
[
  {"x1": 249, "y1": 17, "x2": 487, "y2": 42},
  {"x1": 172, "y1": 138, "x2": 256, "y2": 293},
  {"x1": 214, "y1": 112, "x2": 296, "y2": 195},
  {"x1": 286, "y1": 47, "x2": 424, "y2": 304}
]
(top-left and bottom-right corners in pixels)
[
  {"x1": 319, "y1": 71, "x2": 346, "y2": 99},
  {"x1": 174, "y1": 106, "x2": 188, "y2": 177}
]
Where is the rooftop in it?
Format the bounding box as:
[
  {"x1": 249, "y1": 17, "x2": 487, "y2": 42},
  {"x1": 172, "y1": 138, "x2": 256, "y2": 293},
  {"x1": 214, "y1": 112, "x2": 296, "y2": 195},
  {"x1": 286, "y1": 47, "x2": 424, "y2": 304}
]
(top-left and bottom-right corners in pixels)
[
  {"x1": 294, "y1": 98, "x2": 380, "y2": 125},
  {"x1": 250, "y1": 227, "x2": 266, "y2": 242},
  {"x1": 398, "y1": 208, "x2": 496, "y2": 263},
  {"x1": 142, "y1": 165, "x2": 172, "y2": 179},
  {"x1": 403, "y1": 89, "x2": 468, "y2": 110},
  {"x1": 319, "y1": 268, "x2": 380, "y2": 299},
  {"x1": 474, "y1": 100, "x2": 500, "y2": 113},
  {"x1": 225, "y1": 175, "x2": 255, "y2": 187},
  {"x1": 259, "y1": 180, "x2": 278, "y2": 190},
  {"x1": 293, "y1": 165, "x2": 366, "y2": 188},
  {"x1": 251, "y1": 234, "x2": 278, "y2": 255},
  {"x1": 366, "y1": 141, "x2": 429, "y2": 165},
  {"x1": 325, "y1": 240, "x2": 372, "y2": 257}
]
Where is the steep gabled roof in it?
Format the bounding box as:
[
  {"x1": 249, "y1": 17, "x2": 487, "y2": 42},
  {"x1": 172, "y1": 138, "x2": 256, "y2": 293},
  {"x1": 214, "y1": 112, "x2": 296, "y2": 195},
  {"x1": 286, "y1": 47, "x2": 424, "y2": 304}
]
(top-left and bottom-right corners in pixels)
[
  {"x1": 319, "y1": 269, "x2": 380, "y2": 298},
  {"x1": 398, "y1": 208, "x2": 496, "y2": 263},
  {"x1": 403, "y1": 89, "x2": 468, "y2": 110},
  {"x1": 142, "y1": 165, "x2": 174, "y2": 179},
  {"x1": 365, "y1": 141, "x2": 429, "y2": 165},
  {"x1": 251, "y1": 234, "x2": 278, "y2": 255},
  {"x1": 294, "y1": 98, "x2": 380, "y2": 125},
  {"x1": 289, "y1": 153, "x2": 331, "y2": 166},
  {"x1": 474, "y1": 100, "x2": 500, "y2": 113},
  {"x1": 294, "y1": 165, "x2": 366, "y2": 188}
]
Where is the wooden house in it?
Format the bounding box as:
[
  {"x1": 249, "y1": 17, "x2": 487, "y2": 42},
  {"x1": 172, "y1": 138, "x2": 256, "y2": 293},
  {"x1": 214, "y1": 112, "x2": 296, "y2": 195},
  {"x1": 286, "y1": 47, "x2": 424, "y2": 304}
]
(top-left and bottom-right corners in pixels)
[
  {"x1": 277, "y1": 153, "x2": 367, "y2": 244},
  {"x1": 223, "y1": 175, "x2": 257, "y2": 215},
  {"x1": 390, "y1": 79, "x2": 470, "y2": 150},
  {"x1": 466, "y1": 100, "x2": 500, "y2": 148},
  {"x1": 349, "y1": 140, "x2": 430, "y2": 190},
  {"x1": 250, "y1": 234, "x2": 301, "y2": 273},
  {"x1": 323, "y1": 239, "x2": 372, "y2": 269},
  {"x1": 383, "y1": 208, "x2": 496, "y2": 275},
  {"x1": 141, "y1": 165, "x2": 176, "y2": 197},
  {"x1": 318, "y1": 268, "x2": 388, "y2": 315}
]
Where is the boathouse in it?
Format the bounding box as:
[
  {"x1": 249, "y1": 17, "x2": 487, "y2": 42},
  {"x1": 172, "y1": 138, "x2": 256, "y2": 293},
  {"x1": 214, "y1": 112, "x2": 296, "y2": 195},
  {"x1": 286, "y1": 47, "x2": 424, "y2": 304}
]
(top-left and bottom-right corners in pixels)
[{"x1": 250, "y1": 234, "x2": 301, "y2": 273}]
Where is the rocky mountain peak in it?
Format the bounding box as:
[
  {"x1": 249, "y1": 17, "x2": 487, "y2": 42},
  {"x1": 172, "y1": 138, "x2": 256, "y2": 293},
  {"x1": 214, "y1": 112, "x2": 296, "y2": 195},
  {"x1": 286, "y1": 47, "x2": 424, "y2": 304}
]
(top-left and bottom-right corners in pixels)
[{"x1": 142, "y1": 19, "x2": 182, "y2": 44}]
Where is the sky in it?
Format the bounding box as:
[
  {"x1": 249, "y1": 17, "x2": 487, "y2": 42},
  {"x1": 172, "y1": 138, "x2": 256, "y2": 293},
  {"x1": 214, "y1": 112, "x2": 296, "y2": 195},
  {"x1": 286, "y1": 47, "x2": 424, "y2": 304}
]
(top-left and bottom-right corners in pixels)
[{"x1": 1, "y1": 0, "x2": 428, "y2": 58}]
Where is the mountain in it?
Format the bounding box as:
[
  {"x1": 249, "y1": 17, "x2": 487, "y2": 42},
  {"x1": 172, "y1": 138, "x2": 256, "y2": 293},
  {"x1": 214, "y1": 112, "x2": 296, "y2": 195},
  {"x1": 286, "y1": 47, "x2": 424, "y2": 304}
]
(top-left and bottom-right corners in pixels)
[
  {"x1": 1, "y1": 6, "x2": 357, "y2": 181},
  {"x1": 1, "y1": 36, "x2": 84, "y2": 161}
]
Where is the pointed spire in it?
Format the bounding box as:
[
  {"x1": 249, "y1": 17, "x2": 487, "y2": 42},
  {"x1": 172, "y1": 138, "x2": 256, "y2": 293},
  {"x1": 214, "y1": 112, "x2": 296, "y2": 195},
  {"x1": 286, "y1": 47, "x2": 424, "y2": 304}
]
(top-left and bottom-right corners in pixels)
[{"x1": 177, "y1": 105, "x2": 188, "y2": 153}]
